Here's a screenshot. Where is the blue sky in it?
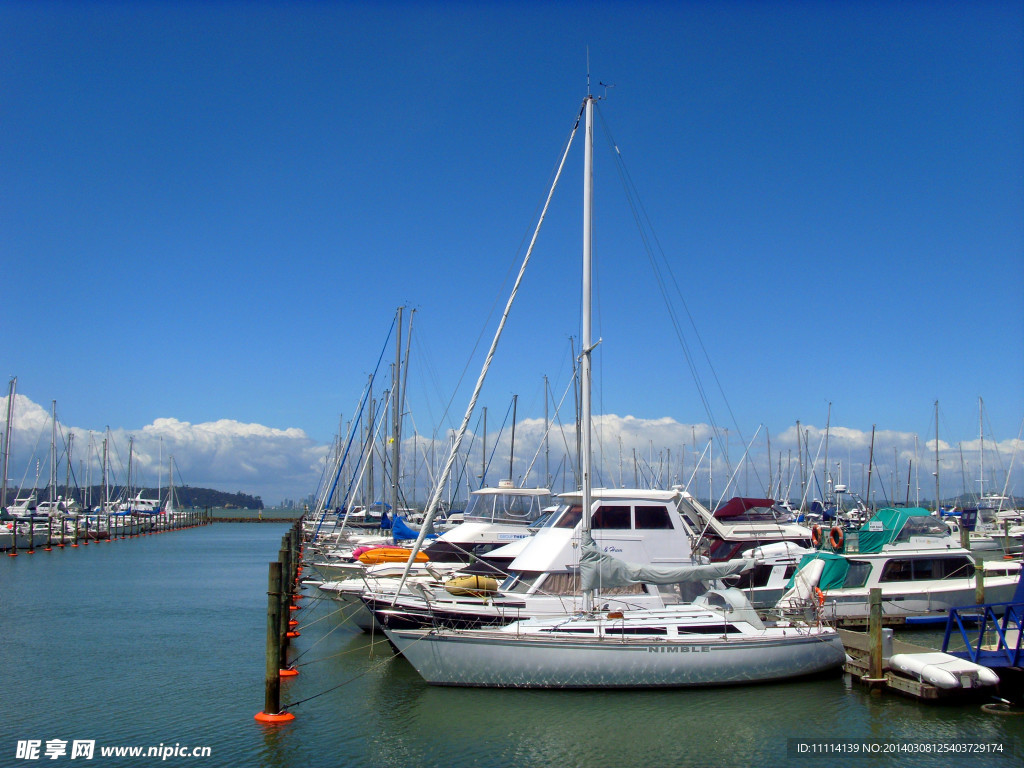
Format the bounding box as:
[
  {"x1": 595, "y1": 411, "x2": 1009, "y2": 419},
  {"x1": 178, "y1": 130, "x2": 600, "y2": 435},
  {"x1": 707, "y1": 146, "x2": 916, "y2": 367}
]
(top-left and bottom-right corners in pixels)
[{"x1": 2, "y1": 1, "x2": 1022, "y2": 505}]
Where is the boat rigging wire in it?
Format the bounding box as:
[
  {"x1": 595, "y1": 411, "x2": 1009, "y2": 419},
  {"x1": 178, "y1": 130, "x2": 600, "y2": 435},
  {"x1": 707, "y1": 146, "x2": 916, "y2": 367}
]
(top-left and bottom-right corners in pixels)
[{"x1": 594, "y1": 103, "x2": 769, "y2": 497}]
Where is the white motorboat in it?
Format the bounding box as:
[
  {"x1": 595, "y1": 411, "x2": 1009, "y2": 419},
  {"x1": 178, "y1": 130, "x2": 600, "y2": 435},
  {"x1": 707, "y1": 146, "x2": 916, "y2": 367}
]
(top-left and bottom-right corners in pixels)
[{"x1": 778, "y1": 506, "x2": 1021, "y2": 625}]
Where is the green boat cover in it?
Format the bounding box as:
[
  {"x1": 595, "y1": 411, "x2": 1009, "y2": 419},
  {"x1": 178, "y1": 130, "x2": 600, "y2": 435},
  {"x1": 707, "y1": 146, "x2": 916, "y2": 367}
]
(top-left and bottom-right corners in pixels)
[
  {"x1": 854, "y1": 507, "x2": 944, "y2": 554},
  {"x1": 786, "y1": 552, "x2": 850, "y2": 591},
  {"x1": 788, "y1": 507, "x2": 948, "y2": 589}
]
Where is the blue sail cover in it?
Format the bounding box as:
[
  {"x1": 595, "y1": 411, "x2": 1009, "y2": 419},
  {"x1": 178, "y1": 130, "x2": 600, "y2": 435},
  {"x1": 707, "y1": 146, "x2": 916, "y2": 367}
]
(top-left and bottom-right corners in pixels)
[{"x1": 391, "y1": 515, "x2": 436, "y2": 543}]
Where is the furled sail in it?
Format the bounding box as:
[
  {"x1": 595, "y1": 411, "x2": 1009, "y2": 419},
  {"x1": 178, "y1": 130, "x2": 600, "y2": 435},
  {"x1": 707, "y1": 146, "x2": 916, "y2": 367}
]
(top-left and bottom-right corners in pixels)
[{"x1": 580, "y1": 532, "x2": 753, "y2": 592}]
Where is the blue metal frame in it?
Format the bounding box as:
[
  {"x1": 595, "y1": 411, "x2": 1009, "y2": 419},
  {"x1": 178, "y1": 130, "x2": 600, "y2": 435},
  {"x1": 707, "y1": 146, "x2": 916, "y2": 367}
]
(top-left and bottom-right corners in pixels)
[{"x1": 942, "y1": 575, "x2": 1024, "y2": 668}]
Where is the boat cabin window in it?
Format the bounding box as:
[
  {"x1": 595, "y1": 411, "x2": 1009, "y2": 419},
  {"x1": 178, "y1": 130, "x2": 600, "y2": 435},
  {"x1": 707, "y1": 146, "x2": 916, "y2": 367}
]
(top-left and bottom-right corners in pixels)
[
  {"x1": 537, "y1": 572, "x2": 645, "y2": 596},
  {"x1": 879, "y1": 557, "x2": 975, "y2": 582},
  {"x1": 677, "y1": 624, "x2": 743, "y2": 635},
  {"x1": 539, "y1": 572, "x2": 581, "y2": 595},
  {"x1": 603, "y1": 626, "x2": 669, "y2": 635},
  {"x1": 540, "y1": 627, "x2": 595, "y2": 634},
  {"x1": 500, "y1": 572, "x2": 544, "y2": 594},
  {"x1": 635, "y1": 505, "x2": 673, "y2": 529},
  {"x1": 894, "y1": 516, "x2": 950, "y2": 542},
  {"x1": 842, "y1": 560, "x2": 872, "y2": 588},
  {"x1": 592, "y1": 505, "x2": 631, "y2": 529},
  {"x1": 937, "y1": 557, "x2": 975, "y2": 579},
  {"x1": 553, "y1": 505, "x2": 584, "y2": 529}
]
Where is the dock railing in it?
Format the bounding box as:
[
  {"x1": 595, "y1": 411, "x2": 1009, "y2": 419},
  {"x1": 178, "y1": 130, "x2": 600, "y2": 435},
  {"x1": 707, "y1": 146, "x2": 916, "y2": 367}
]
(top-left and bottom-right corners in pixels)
[{"x1": 942, "y1": 573, "x2": 1023, "y2": 668}]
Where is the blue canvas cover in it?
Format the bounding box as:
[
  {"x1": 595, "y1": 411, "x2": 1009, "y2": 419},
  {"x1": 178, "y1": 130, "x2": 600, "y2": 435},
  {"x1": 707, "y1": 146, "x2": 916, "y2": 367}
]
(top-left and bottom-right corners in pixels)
[{"x1": 390, "y1": 515, "x2": 437, "y2": 543}]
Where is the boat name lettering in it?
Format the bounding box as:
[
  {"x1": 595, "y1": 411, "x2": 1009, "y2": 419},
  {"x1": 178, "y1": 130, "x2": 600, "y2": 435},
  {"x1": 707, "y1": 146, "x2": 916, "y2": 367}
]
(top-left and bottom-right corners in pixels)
[{"x1": 647, "y1": 645, "x2": 712, "y2": 653}]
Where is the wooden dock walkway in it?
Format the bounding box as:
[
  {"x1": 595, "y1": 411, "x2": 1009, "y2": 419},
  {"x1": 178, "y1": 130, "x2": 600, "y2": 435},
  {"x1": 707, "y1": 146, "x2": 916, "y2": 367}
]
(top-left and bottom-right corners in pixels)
[{"x1": 839, "y1": 628, "x2": 998, "y2": 701}]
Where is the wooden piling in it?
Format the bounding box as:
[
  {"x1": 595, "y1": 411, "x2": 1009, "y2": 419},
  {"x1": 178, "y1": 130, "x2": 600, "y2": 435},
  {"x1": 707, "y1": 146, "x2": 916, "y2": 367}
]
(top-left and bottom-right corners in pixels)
[
  {"x1": 976, "y1": 565, "x2": 985, "y2": 604},
  {"x1": 264, "y1": 560, "x2": 284, "y2": 715},
  {"x1": 868, "y1": 588, "x2": 884, "y2": 682}
]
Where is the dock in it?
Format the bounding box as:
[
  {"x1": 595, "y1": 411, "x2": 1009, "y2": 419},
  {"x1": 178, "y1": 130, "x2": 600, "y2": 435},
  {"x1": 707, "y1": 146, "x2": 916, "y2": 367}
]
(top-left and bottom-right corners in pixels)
[{"x1": 839, "y1": 629, "x2": 959, "y2": 701}]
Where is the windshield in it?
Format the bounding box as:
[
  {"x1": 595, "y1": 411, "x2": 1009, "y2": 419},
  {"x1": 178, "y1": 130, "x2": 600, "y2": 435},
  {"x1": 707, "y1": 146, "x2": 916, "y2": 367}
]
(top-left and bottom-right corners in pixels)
[
  {"x1": 894, "y1": 516, "x2": 950, "y2": 542},
  {"x1": 463, "y1": 491, "x2": 551, "y2": 524}
]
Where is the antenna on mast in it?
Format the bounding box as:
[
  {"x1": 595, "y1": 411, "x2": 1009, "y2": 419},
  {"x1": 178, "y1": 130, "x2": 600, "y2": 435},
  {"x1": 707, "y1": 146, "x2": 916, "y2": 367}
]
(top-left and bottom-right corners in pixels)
[{"x1": 586, "y1": 46, "x2": 591, "y2": 95}]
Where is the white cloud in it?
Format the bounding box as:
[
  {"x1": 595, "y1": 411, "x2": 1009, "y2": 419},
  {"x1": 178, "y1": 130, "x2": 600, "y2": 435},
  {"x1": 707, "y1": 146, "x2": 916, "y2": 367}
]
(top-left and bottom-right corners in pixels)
[
  {"x1": 2, "y1": 394, "x2": 1021, "y2": 507},
  {"x1": 1, "y1": 396, "x2": 328, "y2": 505}
]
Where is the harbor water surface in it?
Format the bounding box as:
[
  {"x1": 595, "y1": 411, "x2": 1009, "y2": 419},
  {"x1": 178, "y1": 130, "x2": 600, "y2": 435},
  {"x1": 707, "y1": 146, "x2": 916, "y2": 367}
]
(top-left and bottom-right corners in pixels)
[{"x1": 3, "y1": 520, "x2": 1021, "y2": 767}]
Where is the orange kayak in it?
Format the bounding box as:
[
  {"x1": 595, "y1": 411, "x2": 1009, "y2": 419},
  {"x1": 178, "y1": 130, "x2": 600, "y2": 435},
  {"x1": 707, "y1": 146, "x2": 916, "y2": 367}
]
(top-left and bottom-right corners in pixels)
[{"x1": 357, "y1": 546, "x2": 429, "y2": 564}]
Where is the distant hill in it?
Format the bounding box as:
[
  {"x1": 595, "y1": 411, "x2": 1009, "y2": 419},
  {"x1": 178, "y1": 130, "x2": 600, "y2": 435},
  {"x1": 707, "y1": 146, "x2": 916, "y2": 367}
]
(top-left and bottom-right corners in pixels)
[{"x1": 3, "y1": 486, "x2": 264, "y2": 510}]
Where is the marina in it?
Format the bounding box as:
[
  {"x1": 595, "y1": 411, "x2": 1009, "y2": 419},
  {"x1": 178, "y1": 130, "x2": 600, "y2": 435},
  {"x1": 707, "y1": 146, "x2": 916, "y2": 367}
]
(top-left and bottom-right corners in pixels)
[
  {"x1": 4, "y1": 4, "x2": 1023, "y2": 767},
  {"x1": 3, "y1": 519, "x2": 1022, "y2": 768}
]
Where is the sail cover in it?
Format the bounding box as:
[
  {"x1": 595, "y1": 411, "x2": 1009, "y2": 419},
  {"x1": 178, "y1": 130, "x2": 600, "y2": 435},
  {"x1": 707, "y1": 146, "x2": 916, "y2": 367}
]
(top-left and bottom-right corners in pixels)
[
  {"x1": 580, "y1": 532, "x2": 753, "y2": 592},
  {"x1": 391, "y1": 515, "x2": 436, "y2": 543}
]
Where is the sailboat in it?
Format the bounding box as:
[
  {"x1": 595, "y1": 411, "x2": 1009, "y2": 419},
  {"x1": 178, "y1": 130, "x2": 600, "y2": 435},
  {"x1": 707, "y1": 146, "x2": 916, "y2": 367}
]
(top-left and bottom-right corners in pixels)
[{"x1": 383, "y1": 94, "x2": 845, "y2": 688}]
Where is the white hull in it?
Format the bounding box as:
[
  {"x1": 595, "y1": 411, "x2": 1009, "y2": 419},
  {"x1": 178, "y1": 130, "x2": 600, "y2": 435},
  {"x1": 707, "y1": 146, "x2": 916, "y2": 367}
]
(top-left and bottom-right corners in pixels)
[
  {"x1": 821, "y1": 577, "x2": 1020, "y2": 622},
  {"x1": 386, "y1": 624, "x2": 845, "y2": 688}
]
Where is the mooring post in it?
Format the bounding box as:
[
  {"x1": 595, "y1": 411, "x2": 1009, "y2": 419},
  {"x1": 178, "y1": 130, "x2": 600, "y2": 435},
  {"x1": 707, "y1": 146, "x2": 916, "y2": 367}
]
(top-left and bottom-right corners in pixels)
[
  {"x1": 976, "y1": 565, "x2": 985, "y2": 604},
  {"x1": 254, "y1": 559, "x2": 295, "y2": 723},
  {"x1": 265, "y1": 560, "x2": 283, "y2": 711},
  {"x1": 959, "y1": 520, "x2": 970, "y2": 550},
  {"x1": 868, "y1": 587, "x2": 883, "y2": 681}
]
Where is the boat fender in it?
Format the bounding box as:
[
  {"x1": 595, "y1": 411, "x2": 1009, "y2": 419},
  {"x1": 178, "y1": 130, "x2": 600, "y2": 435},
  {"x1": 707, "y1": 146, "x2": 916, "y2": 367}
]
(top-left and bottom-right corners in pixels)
[
  {"x1": 814, "y1": 587, "x2": 825, "y2": 608},
  {"x1": 828, "y1": 526, "x2": 844, "y2": 550},
  {"x1": 811, "y1": 525, "x2": 822, "y2": 547}
]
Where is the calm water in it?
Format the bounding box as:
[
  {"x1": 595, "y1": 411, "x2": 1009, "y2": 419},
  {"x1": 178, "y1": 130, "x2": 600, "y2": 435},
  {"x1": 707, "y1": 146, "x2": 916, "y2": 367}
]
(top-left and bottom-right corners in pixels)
[{"x1": 3, "y1": 524, "x2": 1021, "y2": 768}]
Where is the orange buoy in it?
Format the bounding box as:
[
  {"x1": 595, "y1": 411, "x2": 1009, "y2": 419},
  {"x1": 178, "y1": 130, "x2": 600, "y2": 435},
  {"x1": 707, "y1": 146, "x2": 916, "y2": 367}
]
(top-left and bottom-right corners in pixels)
[
  {"x1": 286, "y1": 630, "x2": 300, "y2": 638},
  {"x1": 254, "y1": 711, "x2": 295, "y2": 723},
  {"x1": 279, "y1": 668, "x2": 299, "y2": 677},
  {"x1": 288, "y1": 619, "x2": 298, "y2": 627},
  {"x1": 288, "y1": 604, "x2": 299, "y2": 611},
  {"x1": 828, "y1": 526, "x2": 844, "y2": 549}
]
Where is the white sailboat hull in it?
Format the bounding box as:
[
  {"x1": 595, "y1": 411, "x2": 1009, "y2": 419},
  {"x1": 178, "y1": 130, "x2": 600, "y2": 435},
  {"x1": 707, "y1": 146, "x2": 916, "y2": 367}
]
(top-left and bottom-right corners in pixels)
[{"x1": 385, "y1": 625, "x2": 845, "y2": 688}]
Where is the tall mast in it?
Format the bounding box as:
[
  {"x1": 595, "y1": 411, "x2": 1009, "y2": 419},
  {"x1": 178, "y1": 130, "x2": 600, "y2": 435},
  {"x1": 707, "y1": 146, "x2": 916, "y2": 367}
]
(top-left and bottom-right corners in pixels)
[
  {"x1": 978, "y1": 396, "x2": 985, "y2": 500},
  {"x1": 102, "y1": 432, "x2": 109, "y2": 512},
  {"x1": 509, "y1": 394, "x2": 518, "y2": 483},
  {"x1": 544, "y1": 375, "x2": 550, "y2": 488},
  {"x1": 581, "y1": 94, "x2": 595, "y2": 615},
  {"x1": 934, "y1": 401, "x2": 940, "y2": 513},
  {"x1": 391, "y1": 306, "x2": 403, "y2": 518},
  {"x1": 50, "y1": 400, "x2": 57, "y2": 509},
  {"x1": 1, "y1": 377, "x2": 16, "y2": 512},
  {"x1": 399, "y1": 308, "x2": 414, "y2": 503}
]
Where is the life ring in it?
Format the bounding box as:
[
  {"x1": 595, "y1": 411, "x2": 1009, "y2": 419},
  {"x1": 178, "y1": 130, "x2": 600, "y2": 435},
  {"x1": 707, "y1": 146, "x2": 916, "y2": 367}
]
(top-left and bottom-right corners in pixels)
[
  {"x1": 810, "y1": 524, "x2": 822, "y2": 547},
  {"x1": 828, "y1": 526, "x2": 844, "y2": 549},
  {"x1": 813, "y1": 587, "x2": 825, "y2": 608}
]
